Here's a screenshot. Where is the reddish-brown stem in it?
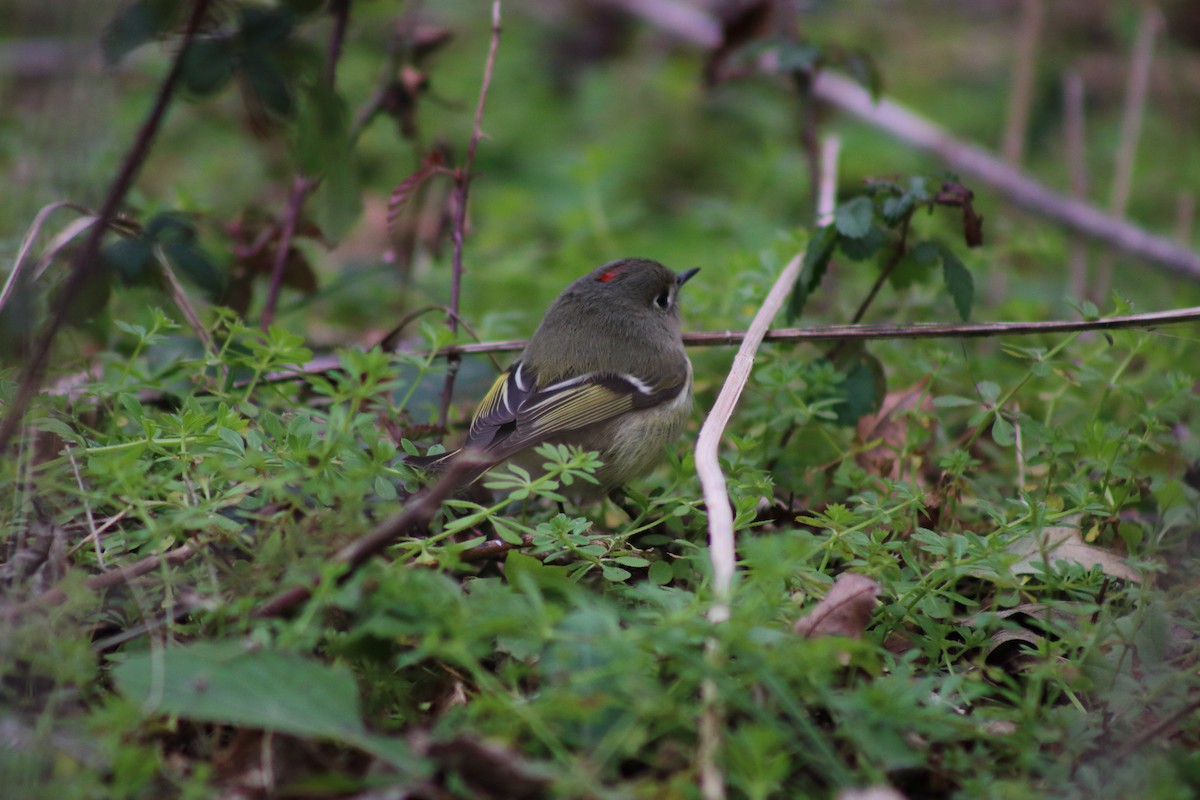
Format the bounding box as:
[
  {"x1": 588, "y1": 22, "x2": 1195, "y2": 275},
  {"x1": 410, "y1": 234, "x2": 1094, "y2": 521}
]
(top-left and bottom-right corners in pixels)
[
  {"x1": 0, "y1": 0, "x2": 213, "y2": 455},
  {"x1": 437, "y1": 0, "x2": 503, "y2": 430},
  {"x1": 259, "y1": 175, "x2": 314, "y2": 332}
]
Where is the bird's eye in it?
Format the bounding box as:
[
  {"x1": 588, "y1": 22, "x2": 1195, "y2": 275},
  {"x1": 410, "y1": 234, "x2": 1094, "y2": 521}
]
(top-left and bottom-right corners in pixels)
[{"x1": 655, "y1": 290, "x2": 672, "y2": 310}]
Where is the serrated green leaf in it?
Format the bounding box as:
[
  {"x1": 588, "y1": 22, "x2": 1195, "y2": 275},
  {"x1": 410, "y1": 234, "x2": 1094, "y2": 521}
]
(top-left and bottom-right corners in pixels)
[
  {"x1": 835, "y1": 196, "x2": 874, "y2": 239},
  {"x1": 940, "y1": 245, "x2": 974, "y2": 321}
]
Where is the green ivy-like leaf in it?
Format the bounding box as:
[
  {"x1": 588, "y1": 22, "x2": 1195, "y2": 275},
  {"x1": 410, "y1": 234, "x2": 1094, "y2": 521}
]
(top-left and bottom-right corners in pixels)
[
  {"x1": 940, "y1": 245, "x2": 974, "y2": 321},
  {"x1": 835, "y1": 196, "x2": 874, "y2": 239}
]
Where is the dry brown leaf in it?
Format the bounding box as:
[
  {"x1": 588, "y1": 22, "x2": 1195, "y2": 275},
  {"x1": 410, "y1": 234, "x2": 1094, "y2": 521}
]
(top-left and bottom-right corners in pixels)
[
  {"x1": 794, "y1": 573, "x2": 881, "y2": 639},
  {"x1": 1009, "y1": 526, "x2": 1141, "y2": 583},
  {"x1": 856, "y1": 378, "x2": 935, "y2": 481},
  {"x1": 836, "y1": 787, "x2": 908, "y2": 800}
]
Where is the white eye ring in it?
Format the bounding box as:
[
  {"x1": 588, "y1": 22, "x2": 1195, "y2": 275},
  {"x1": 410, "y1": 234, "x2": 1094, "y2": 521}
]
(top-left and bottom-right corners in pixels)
[{"x1": 654, "y1": 290, "x2": 672, "y2": 310}]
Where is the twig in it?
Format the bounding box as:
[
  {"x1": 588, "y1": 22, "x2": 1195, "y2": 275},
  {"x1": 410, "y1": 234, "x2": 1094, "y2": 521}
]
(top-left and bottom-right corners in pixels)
[
  {"x1": 693, "y1": 249, "x2": 805, "y2": 800},
  {"x1": 65, "y1": 445, "x2": 104, "y2": 568},
  {"x1": 1094, "y1": 7, "x2": 1163, "y2": 300},
  {"x1": 1063, "y1": 71, "x2": 1089, "y2": 301},
  {"x1": 849, "y1": 215, "x2": 910, "y2": 324},
  {"x1": 602, "y1": 1, "x2": 1200, "y2": 278},
  {"x1": 326, "y1": 0, "x2": 351, "y2": 87},
  {"x1": 251, "y1": 454, "x2": 488, "y2": 619},
  {"x1": 1177, "y1": 191, "x2": 1195, "y2": 244},
  {"x1": 807, "y1": 70, "x2": 1200, "y2": 279},
  {"x1": 437, "y1": 0, "x2": 502, "y2": 431},
  {"x1": 458, "y1": 534, "x2": 534, "y2": 562},
  {"x1": 0, "y1": 0, "x2": 213, "y2": 455},
  {"x1": 436, "y1": 304, "x2": 1200, "y2": 356},
  {"x1": 259, "y1": 175, "x2": 314, "y2": 331},
  {"x1": 2, "y1": 542, "x2": 197, "y2": 621},
  {"x1": 1000, "y1": 0, "x2": 1043, "y2": 166},
  {"x1": 258, "y1": 1, "x2": 352, "y2": 331},
  {"x1": 815, "y1": 135, "x2": 841, "y2": 226},
  {"x1": 156, "y1": 246, "x2": 215, "y2": 356},
  {"x1": 696, "y1": 251, "x2": 805, "y2": 624}
]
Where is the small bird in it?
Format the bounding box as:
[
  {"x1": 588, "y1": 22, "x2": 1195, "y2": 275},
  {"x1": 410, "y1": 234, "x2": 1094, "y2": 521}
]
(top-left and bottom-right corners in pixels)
[{"x1": 412, "y1": 258, "x2": 699, "y2": 497}]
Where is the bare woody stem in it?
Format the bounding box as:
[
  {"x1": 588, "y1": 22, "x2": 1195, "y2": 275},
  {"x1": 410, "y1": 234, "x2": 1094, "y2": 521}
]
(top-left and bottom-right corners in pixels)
[{"x1": 437, "y1": 0, "x2": 502, "y2": 430}]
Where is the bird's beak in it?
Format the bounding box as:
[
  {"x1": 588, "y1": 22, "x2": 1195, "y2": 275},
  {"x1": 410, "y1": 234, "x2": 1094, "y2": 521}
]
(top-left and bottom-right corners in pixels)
[{"x1": 677, "y1": 267, "x2": 701, "y2": 287}]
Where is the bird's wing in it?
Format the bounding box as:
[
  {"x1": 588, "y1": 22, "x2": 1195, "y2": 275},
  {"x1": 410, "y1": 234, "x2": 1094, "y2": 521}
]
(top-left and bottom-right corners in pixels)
[{"x1": 464, "y1": 360, "x2": 687, "y2": 460}]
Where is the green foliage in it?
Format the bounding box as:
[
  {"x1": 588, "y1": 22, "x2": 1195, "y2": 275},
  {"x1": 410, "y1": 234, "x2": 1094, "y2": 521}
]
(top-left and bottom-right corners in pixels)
[{"x1": 4, "y1": 2, "x2": 1200, "y2": 799}]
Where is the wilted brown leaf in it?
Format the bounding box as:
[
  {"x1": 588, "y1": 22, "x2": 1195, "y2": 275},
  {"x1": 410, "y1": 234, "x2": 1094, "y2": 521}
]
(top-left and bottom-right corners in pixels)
[
  {"x1": 794, "y1": 573, "x2": 881, "y2": 639},
  {"x1": 856, "y1": 378, "x2": 935, "y2": 482}
]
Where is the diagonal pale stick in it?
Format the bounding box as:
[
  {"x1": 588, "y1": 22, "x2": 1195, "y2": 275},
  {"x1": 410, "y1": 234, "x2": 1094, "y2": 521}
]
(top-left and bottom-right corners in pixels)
[{"x1": 695, "y1": 251, "x2": 804, "y2": 623}]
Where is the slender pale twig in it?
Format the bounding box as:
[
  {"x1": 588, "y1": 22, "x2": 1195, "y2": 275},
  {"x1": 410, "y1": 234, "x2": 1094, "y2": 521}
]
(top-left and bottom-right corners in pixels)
[
  {"x1": 1094, "y1": 7, "x2": 1163, "y2": 300},
  {"x1": 1063, "y1": 71, "x2": 1089, "y2": 301},
  {"x1": 0, "y1": 201, "x2": 94, "y2": 315},
  {"x1": 601, "y1": 0, "x2": 1200, "y2": 278},
  {"x1": 1000, "y1": 0, "x2": 1043, "y2": 166}
]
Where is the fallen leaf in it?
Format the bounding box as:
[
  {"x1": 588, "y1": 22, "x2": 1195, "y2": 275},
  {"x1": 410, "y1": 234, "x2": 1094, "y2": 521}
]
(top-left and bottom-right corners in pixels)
[
  {"x1": 856, "y1": 378, "x2": 935, "y2": 482},
  {"x1": 794, "y1": 573, "x2": 880, "y2": 639},
  {"x1": 836, "y1": 787, "x2": 908, "y2": 800},
  {"x1": 1009, "y1": 526, "x2": 1140, "y2": 583}
]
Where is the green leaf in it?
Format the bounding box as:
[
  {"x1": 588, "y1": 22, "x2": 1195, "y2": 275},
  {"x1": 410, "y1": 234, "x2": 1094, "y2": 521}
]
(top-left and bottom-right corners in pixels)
[
  {"x1": 296, "y1": 85, "x2": 361, "y2": 240},
  {"x1": 991, "y1": 416, "x2": 1015, "y2": 447},
  {"x1": 834, "y1": 196, "x2": 874, "y2": 239},
  {"x1": 837, "y1": 225, "x2": 887, "y2": 261},
  {"x1": 242, "y1": 54, "x2": 295, "y2": 118},
  {"x1": 104, "y1": 235, "x2": 155, "y2": 286},
  {"x1": 162, "y1": 240, "x2": 226, "y2": 298},
  {"x1": 648, "y1": 560, "x2": 673, "y2": 585},
  {"x1": 102, "y1": 0, "x2": 177, "y2": 65},
  {"x1": 238, "y1": 6, "x2": 296, "y2": 46},
  {"x1": 940, "y1": 245, "x2": 974, "y2": 321},
  {"x1": 788, "y1": 226, "x2": 838, "y2": 322},
  {"x1": 112, "y1": 641, "x2": 420, "y2": 771},
  {"x1": 181, "y1": 38, "x2": 234, "y2": 96}
]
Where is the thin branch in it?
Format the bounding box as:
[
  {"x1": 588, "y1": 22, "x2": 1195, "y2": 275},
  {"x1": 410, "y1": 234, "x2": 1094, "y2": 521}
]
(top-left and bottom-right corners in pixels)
[
  {"x1": 439, "y1": 304, "x2": 1200, "y2": 355},
  {"x1": 1094, "y1": 7, "x2": 1163, "y2": 300},
  {"x1": 815, "y1": 135, "x2": 841, "y2": 226},
  {"x1": 1063, "y1": 71, "x2": 1089, "y2": 301},
  {"x1": 1000, "y1": 0, "x2": 1043, "y2": 165},
  {"x1": 0, "y1": 0, "x2": 213, "y2": 455},
  {"x1": 2, "y1": 542, "x2": 197, "y2": 621},
  {"x1": 696, "y1": 251, "x2": 805, "y2": 624},
  {"x1": 849, "y1": 215, "x2": 910, "y2": 324},
  {"x1": 806, "y1": 69, "x2": 1200, "y2": 279},
  {"x1": 259, "y1": 175, "x2": 314, "y2": 331},
  {"x1": 437, "y1": 0, "x2": 502, "y2": 430},
  {"x1": 251, "y1": 454, "x2": 488, "y2": 619},
  {"x1": 326, "y1": 0, "x2": 351, "y2": 87}
]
